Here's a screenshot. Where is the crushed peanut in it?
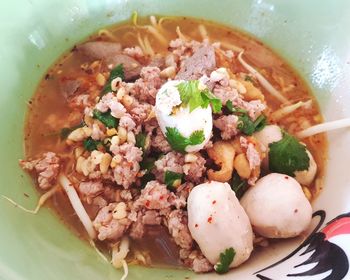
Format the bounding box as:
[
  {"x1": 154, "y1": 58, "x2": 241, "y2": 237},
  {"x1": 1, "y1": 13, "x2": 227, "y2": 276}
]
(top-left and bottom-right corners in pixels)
[
  {"x1": 96, "y1": 73, "x2": 106, "y2": 86},
  {"x1": 184, "y1": 153, "x2": 198, "y2": 163},
  {"x1": 100, "y1": 153, "x2": 112, "y2": 174},
  {"x1": 234, "y1": 153, "x2": 251, "y2": 179},
  {"x1": 107, "y1": 128, "x2": 118, "y2": 137},
  {"x1": 118, "y1": 127, "x2": 127, "y2": 144},
  {"x1": 113, "y1": 202, "x2": 127, "y2": 219},
  {"x1": 127, "y1": 131, "x2": 136, "y2": 144}
]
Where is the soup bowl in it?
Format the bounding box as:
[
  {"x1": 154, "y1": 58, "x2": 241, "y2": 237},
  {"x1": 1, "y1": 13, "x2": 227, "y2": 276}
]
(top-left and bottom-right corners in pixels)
[{"x1": 0, "y1": 0, "x2": 350, "y2": 279}]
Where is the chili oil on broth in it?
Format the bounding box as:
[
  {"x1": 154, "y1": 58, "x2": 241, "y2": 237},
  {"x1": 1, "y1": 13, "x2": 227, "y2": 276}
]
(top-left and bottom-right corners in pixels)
[{"x1": 23, "y1": 16, "x2": 327, "y2": 267}]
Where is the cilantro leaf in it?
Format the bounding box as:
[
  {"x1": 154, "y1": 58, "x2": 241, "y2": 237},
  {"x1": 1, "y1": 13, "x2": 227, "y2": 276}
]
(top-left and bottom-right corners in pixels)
[
  {"x1": 177, "y1": 80, "x2": 222, "y2": 113},
  {"x1": 83, "y1": 137, "x2": 104, "y2": 152},
  {"x1": 60, "y1": 121, "x2": 84, "y2": 140},
  {"x1": 139, "y1": 157, "x2": 156, "y2": 188},
  {"x1": 140, "y1": 157, "x2": 155, "y2": 172},
  {"x1": 93, "y1": 109, "x2": 119, "y2": 128},
  {"x1": 164, "y1": 170, "x2": 183, "y2": 190},
  {"x1": 226, "y1": 100, "x2": 267, "y2": 136},
  {"x1": 201, "y1": 90, "x2": 222, "y2": 113},
  {"x1": 226, "y1": 100, "x2": 234, "y2": 113},
  {"x1": 189, "y1": 130, "x2": 205, "y2": 145},
  {"x1": 135, "y1": 132, "x2": 147, "y2": 151},
  {"x1": 140, "y1": 157, "x2": 155, "y2": 182},
  {"x1": 230, "y1": 172, "x2": 248, "y2": 199},
  {"x1": 177, "y1": 80, "x2": 202, "y2": 112},
  {"x1": 165, "y1": 127, "x2": 205, "y2": 153},
  {"x1": 214, "y1": 247, "x2": 236, "y2": 274},
  {"x1": 101, "y1": 64, "x2": 125, "y2": 95},
  {"x1": 269, "y1": 132, "x2": 310, "y2": 176},
  {"x1": 165, "y1": 127, "x2": 191, "y2": 152},
  {"x1": 140, "y1": 172, "x2": 156, "y2": 188},
  {"x1": 226, "y1": 101, "x2": 247, "y2": 114}
]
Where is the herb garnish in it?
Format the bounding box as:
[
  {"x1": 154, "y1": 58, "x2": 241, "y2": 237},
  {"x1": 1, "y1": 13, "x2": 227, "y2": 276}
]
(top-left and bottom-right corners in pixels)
[
  {"x1": 177, "y1": 80, "x2": 222, "y2": 113},
  {"x1": 214, "y1": 247, "x2": 236, "y2": 274},
  {"x1": 139, "y1": 157, "x2": 156, "y2": 187},
  {"x1": 164, "y1": 170, "x2": 183, "y2": 190},
  {"x1": 230, "y1": 172, "x2": 248, "y2": 199},
  {"x1": 226, "y1": 101, "x2": 267, "y2": 135},
  {"x1": 92, "y1": 109, "x2": 119, "y2": 128},
  {"x1": 269, "y1": 132, "x2": 310, "y2": 176},
  {"x1": 83, "y1": 137, "x2": 104, "y2": 152},
  {"x1": 60, "y1": 121, "x2": 85, "y2": 139},
  {"x1": 101, "y1": 64, "x2": 125, "y2": 95},
  {"x1": 237, "y1": 114, "x2": 267, "y2": 135},
  {"x1": 165, "y1": 127, "x2": 205, "y2": 153},
  {"x1": 135, "y1": 132, "x2": 147, "y2": 151}
]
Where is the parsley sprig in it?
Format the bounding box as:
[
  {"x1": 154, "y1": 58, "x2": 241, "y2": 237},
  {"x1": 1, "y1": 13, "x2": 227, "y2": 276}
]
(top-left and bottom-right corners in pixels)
[
  {"x1": 165, "y1": 127, "x2": 205, "y2": 153},
  {"x1": 177, "y1": 80, "x2": 222, "y2": 113},
  {"x1": 214, "y1": 247, "x2": 236, "y2": 274},
  {"x1": 269, "y1": 132, "x2": 310, "y2": 176}
]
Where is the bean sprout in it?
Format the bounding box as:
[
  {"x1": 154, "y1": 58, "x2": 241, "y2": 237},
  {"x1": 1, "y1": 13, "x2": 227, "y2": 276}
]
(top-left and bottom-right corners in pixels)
[
  {"x1": 297, "y1": 118, "x2": 350, "y2": 138},
  {"x1": 2, "y1": 185, "x2": 60, "y2": 214},
  {"x1": 58, "y1": 174, "x2": 96, "y2": 239},
  {"x1": 238, "y1": 52, "x2": 289, "y2": 103},
  {"x1": 271, "y1": 100, "x2": 312, "y2": 122},
  {"x1": 198, "y1": 24, "x2": 209, "y2": 41}
]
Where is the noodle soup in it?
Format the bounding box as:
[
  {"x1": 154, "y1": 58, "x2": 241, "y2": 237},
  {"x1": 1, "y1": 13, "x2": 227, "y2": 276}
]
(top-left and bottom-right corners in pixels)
[{"x1": 20, "y1": 15, "x2": 327, "y2": 274}]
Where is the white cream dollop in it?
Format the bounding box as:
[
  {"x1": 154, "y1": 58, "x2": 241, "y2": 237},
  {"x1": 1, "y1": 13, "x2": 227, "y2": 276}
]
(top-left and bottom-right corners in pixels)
[
  {"x1": 155, "y1": 80, "x2": 213, "y2": 152},
  {"x1": 187, "y1": 181, "x2": 253, "y2": 268}
]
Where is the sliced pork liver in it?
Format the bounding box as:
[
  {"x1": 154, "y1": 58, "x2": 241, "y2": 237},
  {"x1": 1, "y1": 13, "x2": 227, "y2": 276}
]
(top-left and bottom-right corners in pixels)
[
  {"x1": 59, "y1": 78, "x2": 81, "y2": 99},
  {"x1": 77, "y1": 41, "x2": 142, "y2": 81},
  {"x1": 77, "y1": 41, "x2": 122, "y2": 60},
  {"x1": 105, "y1": 54, "x2": 142, "y2": 81},
  {"x1": 176, "y1": 45, "x2": 216, "y2": 80},
  {"x1": 148, "y1": 54, "x2": 165, "y2": 69}
]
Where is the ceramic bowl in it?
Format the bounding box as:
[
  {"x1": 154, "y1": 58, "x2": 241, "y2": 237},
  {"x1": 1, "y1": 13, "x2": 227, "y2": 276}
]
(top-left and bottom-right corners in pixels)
[{"x1": 0, "y1": 1, "x2": 349, "y2": 279}]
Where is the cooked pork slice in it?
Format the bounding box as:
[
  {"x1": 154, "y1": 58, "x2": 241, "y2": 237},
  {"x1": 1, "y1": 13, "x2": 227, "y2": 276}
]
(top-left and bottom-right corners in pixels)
[
  {"x1": 59, "y1": 78, "x2": 81, "y2": 99},
  {"x1": 77, "y1": 41, "x2": 122, "y2": 60},
  {"x1": 175, "y1": 44, "x2": 216, "y2": 80},
  {"x1": 105, "y1": 54, "x2": 142, "y2": 81}
]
